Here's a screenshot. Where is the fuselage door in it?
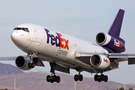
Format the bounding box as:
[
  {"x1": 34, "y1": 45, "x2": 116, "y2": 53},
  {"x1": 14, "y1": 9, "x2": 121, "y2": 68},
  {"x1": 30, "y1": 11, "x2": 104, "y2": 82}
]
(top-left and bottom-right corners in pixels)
[
  {"x1": 33, "y1": 28, "x2": 38, "y2": 39},
  {"x1": 31, "y1": 28, "x2": 41, "y2": 53}
]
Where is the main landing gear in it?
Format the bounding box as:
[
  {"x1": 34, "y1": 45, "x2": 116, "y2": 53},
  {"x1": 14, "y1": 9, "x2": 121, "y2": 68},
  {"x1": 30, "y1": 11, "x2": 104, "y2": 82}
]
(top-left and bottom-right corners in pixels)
[
  {"x1": 73, "y1": 67, "x2": 108, "y2": 82},
  {"x1": 46, "y1": 75, "x2": 60, "y2": 83},
  {"x1": 94, "y1": 74, "x2": 108, "y2": 82},
  {"x1": 74, "y1": 74, "x2": 83, "y2": 81},
  {"x1": 74, "y1": 68, "x2": 83, "y2": 82},
  {"x1": 46, "y1": 62, "x2": 61, "y2": 83}
]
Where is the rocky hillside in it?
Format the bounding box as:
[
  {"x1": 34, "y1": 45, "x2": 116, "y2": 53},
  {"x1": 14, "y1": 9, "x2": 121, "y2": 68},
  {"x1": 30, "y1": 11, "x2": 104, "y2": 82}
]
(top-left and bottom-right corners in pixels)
[
  {"x1": 0, "y1": 72, "x2": 134, "y2": 90},
  {"x1": 0, "y1": 63, "x2": 134, "y2": 90},
  {"x1": 0, "y1": 63, "x2": 23, "y2": 75}
]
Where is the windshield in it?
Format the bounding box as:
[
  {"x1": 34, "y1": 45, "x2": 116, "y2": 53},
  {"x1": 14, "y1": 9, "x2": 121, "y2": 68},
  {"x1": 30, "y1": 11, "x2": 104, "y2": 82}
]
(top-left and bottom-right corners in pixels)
[{"x1": 14, "y1": 27, "x2": 29, "y2": 32}]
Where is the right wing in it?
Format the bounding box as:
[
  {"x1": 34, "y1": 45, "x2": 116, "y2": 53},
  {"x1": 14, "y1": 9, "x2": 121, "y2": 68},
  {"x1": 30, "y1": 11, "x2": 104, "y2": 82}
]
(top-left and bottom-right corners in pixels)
[
  {"x1": 75, "y1": 52, "x2": 135, "y2": 64},
  {"x1": 75, "y1": 52, "x2": 135, "y2": 73}
]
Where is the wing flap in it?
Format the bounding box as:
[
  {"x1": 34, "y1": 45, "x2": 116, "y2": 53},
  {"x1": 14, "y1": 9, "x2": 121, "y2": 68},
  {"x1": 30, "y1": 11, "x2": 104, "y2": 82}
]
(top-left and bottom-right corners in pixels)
[{"x1": 50, "y1": 62, "x2": 70, "y2": 74}]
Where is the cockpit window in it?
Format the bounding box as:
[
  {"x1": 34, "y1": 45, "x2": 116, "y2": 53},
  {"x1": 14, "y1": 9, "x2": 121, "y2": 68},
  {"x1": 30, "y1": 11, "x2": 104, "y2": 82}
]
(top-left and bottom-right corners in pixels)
[
  {"x1": 22, "y1": 28, "x2": 29, "y2": 32},
  {"x1": 14, "y1": 28, "x2": 21, "y2": 30},
  {"x1": 14, "y1": 27, "x2": 29, "y2": 32}
]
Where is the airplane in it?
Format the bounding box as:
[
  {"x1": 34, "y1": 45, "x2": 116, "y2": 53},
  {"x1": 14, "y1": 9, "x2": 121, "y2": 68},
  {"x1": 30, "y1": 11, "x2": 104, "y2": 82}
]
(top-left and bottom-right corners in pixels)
[{"x1": 5, "y1": 9, "x2": 135, "y2": 83}]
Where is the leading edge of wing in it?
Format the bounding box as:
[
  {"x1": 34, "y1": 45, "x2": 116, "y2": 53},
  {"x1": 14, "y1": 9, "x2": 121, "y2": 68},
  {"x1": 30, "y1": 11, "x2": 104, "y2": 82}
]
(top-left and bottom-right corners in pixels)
[
  {"x1": 0, "y1": 56, "x2": 45, "y2": 67},
  {"x1": 75, "y1": 52, "x2": 105, "y2": 57},
  {"x1": 0, "y1": 57, "x2": 16, "y2": 61}
]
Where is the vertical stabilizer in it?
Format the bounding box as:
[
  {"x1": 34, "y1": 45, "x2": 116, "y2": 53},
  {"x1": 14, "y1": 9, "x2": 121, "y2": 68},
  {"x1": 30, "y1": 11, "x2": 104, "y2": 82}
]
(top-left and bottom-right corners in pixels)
[{"x1": 108, "y1": 9, "x2": 125, "y2": 44}]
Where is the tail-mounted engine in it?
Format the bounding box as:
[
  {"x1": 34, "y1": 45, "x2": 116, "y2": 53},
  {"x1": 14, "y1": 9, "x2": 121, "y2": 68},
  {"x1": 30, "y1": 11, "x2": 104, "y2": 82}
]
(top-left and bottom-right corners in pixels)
[
  {"x1": 90, "y1": 54, "x2": 110, "y2": 69},
  {"x1": 15, "y1": 56, "x2": 33, "y2": 70},
  {"x1": 96, "y1": 32, "x2": 125, "y2": 53}
]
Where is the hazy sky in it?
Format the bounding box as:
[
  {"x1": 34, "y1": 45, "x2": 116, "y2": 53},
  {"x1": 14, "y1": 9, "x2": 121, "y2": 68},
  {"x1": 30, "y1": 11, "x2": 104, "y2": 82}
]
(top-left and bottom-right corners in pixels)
[{"x1": 0, "y1": 0, "x2": 135, "y2": 84}]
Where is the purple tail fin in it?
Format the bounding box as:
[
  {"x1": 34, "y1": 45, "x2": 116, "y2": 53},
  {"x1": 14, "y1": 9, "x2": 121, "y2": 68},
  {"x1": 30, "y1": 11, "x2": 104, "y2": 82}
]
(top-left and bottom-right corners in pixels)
[{"x1": 108, "y1": 9, "x2": 125, "y2": 44}]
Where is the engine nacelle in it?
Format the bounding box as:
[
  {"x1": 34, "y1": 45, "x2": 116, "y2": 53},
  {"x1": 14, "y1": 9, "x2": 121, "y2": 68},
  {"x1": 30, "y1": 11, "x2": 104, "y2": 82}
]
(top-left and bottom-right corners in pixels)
[
  {"x1": 90, "y1": 54, "x2": 110, "y2": 69},
  {"x1": 15, "y1": 56, "x2": 32, "y2": 70},
  {"x1": 96, "y1": 32, "x2": 111, "y2": 45},
  {"x1": 96, "y1": 32, "x2": 125, "y2": 53}
]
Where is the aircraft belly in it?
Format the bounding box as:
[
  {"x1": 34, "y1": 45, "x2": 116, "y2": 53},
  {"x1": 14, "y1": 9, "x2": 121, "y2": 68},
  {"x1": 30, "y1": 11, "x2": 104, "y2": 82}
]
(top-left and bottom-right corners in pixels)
[{"x1": 37, "y1": 48, "x2": 94, "y2": 72}]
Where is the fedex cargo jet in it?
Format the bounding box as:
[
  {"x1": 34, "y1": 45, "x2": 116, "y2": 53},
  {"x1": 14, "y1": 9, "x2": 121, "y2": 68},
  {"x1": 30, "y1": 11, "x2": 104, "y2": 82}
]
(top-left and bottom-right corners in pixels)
[{"x1": 7, "y1": 9, "x2": 135, "y2": 83}]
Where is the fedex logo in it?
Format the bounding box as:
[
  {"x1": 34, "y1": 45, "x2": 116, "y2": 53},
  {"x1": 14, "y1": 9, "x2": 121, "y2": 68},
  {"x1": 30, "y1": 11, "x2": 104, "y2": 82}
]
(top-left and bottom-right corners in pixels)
[
  {"x1": 114, "y1": 39, "x2": 122, "y2": 48},
  {"x1": 104, "y1": 59, "x2": 109, "y2": 63},
  {"x1": 45, "y1": 29, "x2": 69, "y2": 50}
]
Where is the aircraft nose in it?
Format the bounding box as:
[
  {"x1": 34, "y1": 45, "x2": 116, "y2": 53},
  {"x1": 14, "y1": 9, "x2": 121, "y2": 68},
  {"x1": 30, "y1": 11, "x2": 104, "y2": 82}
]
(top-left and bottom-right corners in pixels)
[{"x1": 11, "y1": 31, "x2": 19, "y2": 42}]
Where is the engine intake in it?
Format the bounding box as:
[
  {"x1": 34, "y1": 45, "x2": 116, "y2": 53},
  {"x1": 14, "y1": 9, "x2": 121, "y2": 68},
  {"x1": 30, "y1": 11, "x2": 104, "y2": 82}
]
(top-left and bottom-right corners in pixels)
[
  {"x1": 96, "y1": 32, "x2": 111, "y2": 46},
  {"x1": 90, "y1": 54, "x2": 110, "y2": 69},
  {"x1": 15, "y1": 56, "x2": 32, "y2": 70}
]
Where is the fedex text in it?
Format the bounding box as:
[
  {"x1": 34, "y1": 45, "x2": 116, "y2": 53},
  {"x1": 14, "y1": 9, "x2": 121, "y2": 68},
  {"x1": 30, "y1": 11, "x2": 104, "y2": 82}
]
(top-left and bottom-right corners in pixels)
[{"x1": 45, "y1": 29, "x2": 69, "y2": 50}]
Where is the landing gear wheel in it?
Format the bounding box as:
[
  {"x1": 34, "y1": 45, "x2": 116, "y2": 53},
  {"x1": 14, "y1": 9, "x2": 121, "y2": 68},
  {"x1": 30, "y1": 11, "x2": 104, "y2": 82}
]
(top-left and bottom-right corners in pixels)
[
  {"x1": 46, "y1": 75, "x2": 61, "y2": 83},
  {"x1": 98, "y1": 79, "x2": 101, "y2": 82},
  {"x1": 50, "y1": 79, "x2": 54, "y2": 83},
  {"x1": 56, "y1": 76, "x2": 60, "y2": 83},
  {"x1": 104, "y1": 75, "x2": 108, "y2": 82},
  {"x1": 74, "y1": 74, "x2": 79, "y2": 81},
  {"x1": 78, "y1": 74, "x2": 83, "y2": 81},
  {"x1": 97, "y1": 75, "x2": 101, "y2": 82},
  {"x1": 94, "y1": 75, "x2": 98, "y2": 81},
  {"x1": 46, "y1": 75, "x2": 51, "y2": 82},
  {"x1": 74, "y1": 74, "x2": 83, "y2": 81},
  {"x1": 94, "y1": 74, "x2": 108, "y2": 82}
]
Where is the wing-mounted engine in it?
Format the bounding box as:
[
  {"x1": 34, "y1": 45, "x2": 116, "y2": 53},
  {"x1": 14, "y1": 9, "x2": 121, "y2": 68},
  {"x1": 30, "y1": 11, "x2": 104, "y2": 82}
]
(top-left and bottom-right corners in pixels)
[
  {"x1": 90, "y1": 54, "x2": 110, "y2": 69},
  {"x1": 96, "y1": 32, "x2": 125, "y2": 53},
  {"x1": 15, "y1": 56, "x2": 33, "y2": 70}
]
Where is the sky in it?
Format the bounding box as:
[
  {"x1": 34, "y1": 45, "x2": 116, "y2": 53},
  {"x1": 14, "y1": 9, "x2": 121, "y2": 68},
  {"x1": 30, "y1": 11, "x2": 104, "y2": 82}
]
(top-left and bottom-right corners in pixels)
[{"x1": 0, "y1": 0, "x2": 135, "y2": 84}]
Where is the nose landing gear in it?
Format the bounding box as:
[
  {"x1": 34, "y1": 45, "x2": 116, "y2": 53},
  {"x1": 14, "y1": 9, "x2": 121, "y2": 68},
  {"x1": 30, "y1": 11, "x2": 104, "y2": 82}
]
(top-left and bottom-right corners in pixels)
[
  {"x1": 27, "y1": 53, "x2": 35, "y2": 68},
  {"x1": 28, "y1": 63, "x2": 35, "y2": 68}
]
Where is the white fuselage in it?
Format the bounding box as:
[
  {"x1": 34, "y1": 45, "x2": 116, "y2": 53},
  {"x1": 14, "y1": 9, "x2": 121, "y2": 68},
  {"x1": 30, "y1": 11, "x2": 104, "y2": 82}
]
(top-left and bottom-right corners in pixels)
[{"x1": 11, "y1": 23, "x2": 108, "y2": 69}]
